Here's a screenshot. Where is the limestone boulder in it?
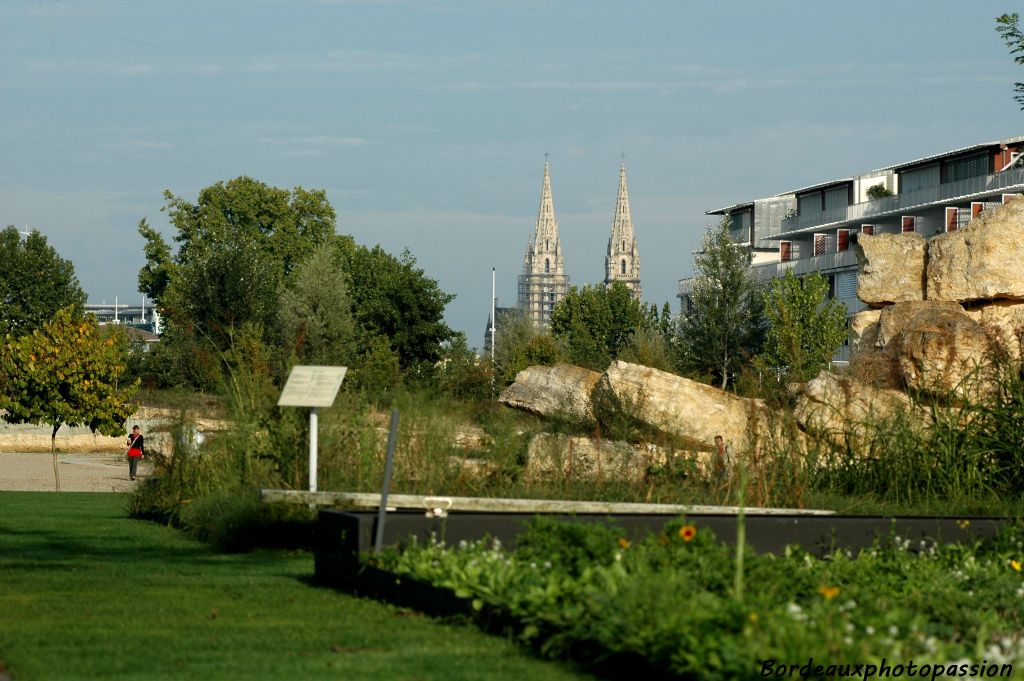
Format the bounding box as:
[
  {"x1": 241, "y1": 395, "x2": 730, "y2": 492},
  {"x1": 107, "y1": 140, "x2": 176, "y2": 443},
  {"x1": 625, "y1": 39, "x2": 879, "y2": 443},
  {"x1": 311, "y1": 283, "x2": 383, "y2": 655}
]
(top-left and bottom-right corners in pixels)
[
  {"x1": 854, "y1": 232, "x2": 926, "y2": 307},
  {"x1": 499, "y1": 364, "x2": 601, "y2": 422},
  {"x1": 598, "y1": 360, "x2": 771, "y2": 452},
  {"x1": 927, "y1": 198, "x2": 1024, "y2": 303},
  {"x1": 965, "y1": 301, "x2": 1024, "y2": 362},
  {"x1": 794, "y1": 371, "x2": 914, "y2": 450},
  {"x1": 894, "y1": 304, "x2": 994, "y2": 399},
  {"x1": 876, "y1": 300, "x2": 966, "y2": 347},
  {"x1": 524, "y1": 433, "x2": 671, "y2": 483},
  {"x1": 849, "y1": 309, "x2": 881, "y2": 353}
]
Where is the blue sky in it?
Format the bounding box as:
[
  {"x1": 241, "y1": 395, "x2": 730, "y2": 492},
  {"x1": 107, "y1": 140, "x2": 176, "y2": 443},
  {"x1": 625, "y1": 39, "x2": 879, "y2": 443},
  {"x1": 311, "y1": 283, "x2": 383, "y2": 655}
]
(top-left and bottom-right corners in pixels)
[{"x1": 3, "y1": 1, "x2": 1023, "y2": 347}]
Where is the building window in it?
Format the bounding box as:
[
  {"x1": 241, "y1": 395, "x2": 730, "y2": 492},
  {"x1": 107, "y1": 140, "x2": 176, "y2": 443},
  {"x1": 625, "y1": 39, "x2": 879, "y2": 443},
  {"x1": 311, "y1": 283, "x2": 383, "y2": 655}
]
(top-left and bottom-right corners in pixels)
[
  {"x1": 823, "y1": 185, "x2": 850, "y2": 211},
  {"x1": 620, "y1": 259, "x2": 626, "y2": 275},
  {"x1": 544, "y1": 258, "x2": 550, "y2": 273},
  {"x1": 837, "y1": 229, "x2": 850, "y2": 252},
  {"x1": 942, "y1": 153, "x2": 989, "y2": 184},
  {"x1": 900, "y1": 164, "x2": 940, "y2": 193},
  {"x1": 780, "y1": 241, "x2": 792, "y2": 262}
]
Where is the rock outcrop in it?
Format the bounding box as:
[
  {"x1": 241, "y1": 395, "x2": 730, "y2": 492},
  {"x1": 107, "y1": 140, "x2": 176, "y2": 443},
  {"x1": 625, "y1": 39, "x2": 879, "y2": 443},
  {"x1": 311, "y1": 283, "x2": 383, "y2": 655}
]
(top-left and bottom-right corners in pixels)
[
  {"x1": 524, "y1": 433, "x2": 671, "y2": 483},
  {"x1": 927, "y1": 198, "x2": 1024, "y2": 303},
  {"x1": 854, "y1": 232, "x2": 927, "y2": 307},
  {"x1": 598, "y1": 360, "x2": 770, "y2": 452},
  {"x1": 965, "y1": 301, "x2": 1024, "y2": 362},
  {"x1": 894, "y1": 306, "x2": 994, "y2": 399},
  {"x1": 794, "y1": 371, "x2": 915, "y2": 450},
  {"x1": 498, "y1": 364, "x2": 602, "y2": 422}
]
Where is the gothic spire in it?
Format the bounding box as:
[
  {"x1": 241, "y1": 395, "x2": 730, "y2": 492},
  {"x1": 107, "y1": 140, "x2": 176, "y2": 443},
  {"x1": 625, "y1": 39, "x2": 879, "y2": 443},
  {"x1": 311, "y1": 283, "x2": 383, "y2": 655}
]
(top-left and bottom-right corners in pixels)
[
  {"x1": 534, "y1": 160, "x2": 558, "y2": 246},
  {"x1": 605, "y1": 162, "x2": 641, "y2": 298}
]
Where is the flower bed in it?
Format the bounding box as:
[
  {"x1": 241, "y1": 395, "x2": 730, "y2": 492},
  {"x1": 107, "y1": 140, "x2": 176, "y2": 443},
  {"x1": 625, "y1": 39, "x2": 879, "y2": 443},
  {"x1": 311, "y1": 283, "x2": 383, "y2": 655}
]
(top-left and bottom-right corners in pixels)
[{"x1": 370, "y1": 517, "x2": 1024, "y2": 679}]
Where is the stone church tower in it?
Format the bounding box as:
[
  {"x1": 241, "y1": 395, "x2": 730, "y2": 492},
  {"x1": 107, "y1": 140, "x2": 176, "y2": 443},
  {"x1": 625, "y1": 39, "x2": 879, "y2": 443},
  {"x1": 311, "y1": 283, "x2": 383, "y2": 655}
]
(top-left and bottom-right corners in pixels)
[
  {"x1": 518, "y1": 161, "x2": 570, "y2": 327},
  {"x1": 604, "y1": 162, "x2": 641, "y2": 298}
]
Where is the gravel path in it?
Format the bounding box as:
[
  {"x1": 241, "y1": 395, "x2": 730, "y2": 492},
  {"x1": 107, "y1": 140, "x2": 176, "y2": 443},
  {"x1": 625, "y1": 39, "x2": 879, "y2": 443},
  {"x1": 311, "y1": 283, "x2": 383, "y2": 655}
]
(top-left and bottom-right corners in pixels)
[{"x1": 0, "y1": 452, "x2": 154, "y2": 492}]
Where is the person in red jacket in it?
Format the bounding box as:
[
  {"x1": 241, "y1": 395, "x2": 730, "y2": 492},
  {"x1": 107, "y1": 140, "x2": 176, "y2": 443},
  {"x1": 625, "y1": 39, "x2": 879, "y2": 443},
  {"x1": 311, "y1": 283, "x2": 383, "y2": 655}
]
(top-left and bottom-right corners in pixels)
[{"x1": 126, "y1": 425, "x2": 145, "y2": 481}]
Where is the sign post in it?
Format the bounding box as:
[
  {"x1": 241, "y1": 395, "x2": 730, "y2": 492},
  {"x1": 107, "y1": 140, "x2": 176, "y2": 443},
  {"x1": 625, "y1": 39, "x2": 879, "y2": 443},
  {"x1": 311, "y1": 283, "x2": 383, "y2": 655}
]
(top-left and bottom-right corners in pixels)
[{"x1": 277, "y1": 365, "x2": 347, "y2": 492}]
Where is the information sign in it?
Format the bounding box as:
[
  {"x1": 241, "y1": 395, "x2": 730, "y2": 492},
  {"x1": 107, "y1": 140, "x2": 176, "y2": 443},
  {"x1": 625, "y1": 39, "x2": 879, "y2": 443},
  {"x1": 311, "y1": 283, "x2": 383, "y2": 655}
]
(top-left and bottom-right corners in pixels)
[{"x1": 277, "y1": 366, "x2": 347, "y2": 408}]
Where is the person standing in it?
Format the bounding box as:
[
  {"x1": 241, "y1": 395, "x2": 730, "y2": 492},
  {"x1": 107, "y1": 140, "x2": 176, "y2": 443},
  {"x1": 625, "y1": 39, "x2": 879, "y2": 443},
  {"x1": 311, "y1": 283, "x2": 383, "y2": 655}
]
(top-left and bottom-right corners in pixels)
[{"x1": 126, "y1": 425, "x2": 145, "y2": 481}]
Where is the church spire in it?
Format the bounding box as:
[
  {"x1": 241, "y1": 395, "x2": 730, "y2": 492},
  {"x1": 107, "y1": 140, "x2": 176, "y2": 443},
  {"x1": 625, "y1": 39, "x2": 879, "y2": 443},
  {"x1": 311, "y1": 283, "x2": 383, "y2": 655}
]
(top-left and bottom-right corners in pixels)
[
  {"x1": 534, "y1": 160, "x2": 558, "y2": 246},
  {"x1": 605, "y1": 162, "x2": 641, "y2": 298},
  {"x1": 518, "y1": 159, "x2": 569, "y2": 328}
]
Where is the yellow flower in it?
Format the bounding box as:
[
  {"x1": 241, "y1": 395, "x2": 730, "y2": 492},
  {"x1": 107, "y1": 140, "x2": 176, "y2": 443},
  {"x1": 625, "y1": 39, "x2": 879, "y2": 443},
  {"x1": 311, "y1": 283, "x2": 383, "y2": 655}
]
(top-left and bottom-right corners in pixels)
[
  {"x1": 817, "y1": 585, "x2": 840, "y2": 600},
  {"x1": 748, "y1": 612, "x2": 759, "y2": 623},
  {"x1": 679, "y1": 525, "x2": 697, "y2": 542},
  {"x1": 1011, "y1": 559, "x2": 1021, "y2": 572},
  {"x1": 618, "y1": 537, "x2": 631, "y2": 550},
  {"x1": 956, "y1": 519, "x2": 971, "y2": 529}
]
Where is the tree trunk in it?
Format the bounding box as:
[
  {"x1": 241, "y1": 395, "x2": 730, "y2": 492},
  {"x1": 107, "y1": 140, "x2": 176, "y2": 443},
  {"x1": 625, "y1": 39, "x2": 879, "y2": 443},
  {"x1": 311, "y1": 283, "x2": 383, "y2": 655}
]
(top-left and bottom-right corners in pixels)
[
  {"x1": 51, "y1": 423, "x2": 62, "y2": 493},
  {"x1": 720, "y1": 351, "x2": 728, "y2": 390}
]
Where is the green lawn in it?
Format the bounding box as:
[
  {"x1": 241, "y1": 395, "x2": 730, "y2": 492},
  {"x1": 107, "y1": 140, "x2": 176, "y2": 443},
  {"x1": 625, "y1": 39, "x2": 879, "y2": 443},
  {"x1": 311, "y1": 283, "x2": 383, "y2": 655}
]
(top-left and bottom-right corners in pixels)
[{"x1": 0, "y1": 492, "x2": 590, "y2": 681}]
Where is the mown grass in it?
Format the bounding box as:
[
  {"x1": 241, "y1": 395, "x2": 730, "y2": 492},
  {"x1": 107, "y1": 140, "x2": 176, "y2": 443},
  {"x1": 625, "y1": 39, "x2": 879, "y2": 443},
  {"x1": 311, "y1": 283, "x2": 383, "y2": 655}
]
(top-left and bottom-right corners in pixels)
[{"x1": 0, "y1": 492, "x2": 591, "y2": 681}]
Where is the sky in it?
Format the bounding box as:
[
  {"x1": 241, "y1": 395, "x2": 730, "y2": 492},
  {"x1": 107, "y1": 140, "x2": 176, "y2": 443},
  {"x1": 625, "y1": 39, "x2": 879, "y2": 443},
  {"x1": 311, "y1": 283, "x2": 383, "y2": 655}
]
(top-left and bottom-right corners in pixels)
[{"x1": 3, "y1": 0, "x2": 1024, "y2": 348}]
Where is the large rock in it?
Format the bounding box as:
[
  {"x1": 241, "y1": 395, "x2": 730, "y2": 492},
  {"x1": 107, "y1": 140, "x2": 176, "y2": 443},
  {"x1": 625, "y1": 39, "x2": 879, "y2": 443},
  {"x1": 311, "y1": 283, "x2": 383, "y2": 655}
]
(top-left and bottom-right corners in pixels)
[
  {"x1": 794, "y1": 371, "x2": 914, "y2": 450},
  {"x1": 598, "y1": 360, "x2": 772, "y2": 453},
  {"x1": 854, "y1": 232, "x2": 927, "y2": 307},
  {"x1": 499, "y1": 364, "x2": 601, "y2": 422},
  {"x1": 927, "y1": 198, "x2": 1024, "y2": 303},
  {"x1": 965, "y1": 301, "x2": 1024, "y2": 362},
  {"x1": 524, "y1": 433, "x2": 671, "y2": 483},
  {"x1": 848, "y1": 308, "x2": 900, "y2": 389},
  {"x1": 876, "y1": 300, "x2": 966, "y2": 347},
  {"x1": 894, "y1": 304, "x2": 994, "y2": 399}
]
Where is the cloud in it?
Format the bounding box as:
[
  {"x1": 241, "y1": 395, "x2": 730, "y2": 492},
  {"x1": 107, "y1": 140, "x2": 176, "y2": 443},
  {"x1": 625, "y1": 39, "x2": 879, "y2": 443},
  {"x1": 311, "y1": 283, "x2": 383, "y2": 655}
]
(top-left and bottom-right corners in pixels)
[{"x1": 27, "y1": 58, "x2": 154, "y2": 76}]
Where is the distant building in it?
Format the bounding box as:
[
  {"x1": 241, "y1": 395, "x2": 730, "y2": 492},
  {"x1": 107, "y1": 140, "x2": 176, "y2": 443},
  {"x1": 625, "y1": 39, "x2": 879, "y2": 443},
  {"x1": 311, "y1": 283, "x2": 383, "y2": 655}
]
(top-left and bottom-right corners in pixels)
[
  {"x1": 604, "y1": 163, "x2": 641, "y2": 299},
  {"x1": 517, "y1": 161, "x2": 570, "y2": 328},
  {"x1": 483, "y1": 305, "x2": 516, "y2": 355},
  {"x1": 85, "y1": 301, "x2": 161, "y2": 335},
  {"x1": 680, "y1": 135, "x2": 1024, "y2": 362}
]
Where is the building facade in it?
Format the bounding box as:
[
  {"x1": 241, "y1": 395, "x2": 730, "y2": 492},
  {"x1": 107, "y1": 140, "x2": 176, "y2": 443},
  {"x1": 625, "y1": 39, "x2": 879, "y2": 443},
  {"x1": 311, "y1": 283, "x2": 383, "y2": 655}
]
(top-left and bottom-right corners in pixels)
[
  {"x1": 604, "y1": 162, "x2": 641, "y2": 298},
  {"x1": 680, "y1": 135, "x2": 1024, "y2": 362}
]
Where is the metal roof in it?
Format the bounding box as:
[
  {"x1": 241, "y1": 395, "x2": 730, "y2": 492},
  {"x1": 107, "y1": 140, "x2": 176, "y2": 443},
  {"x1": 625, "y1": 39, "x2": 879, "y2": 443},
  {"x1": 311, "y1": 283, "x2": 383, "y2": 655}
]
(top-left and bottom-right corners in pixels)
[{"x1": 706, "y1": 135, "x2": 1024, "y2": 214}]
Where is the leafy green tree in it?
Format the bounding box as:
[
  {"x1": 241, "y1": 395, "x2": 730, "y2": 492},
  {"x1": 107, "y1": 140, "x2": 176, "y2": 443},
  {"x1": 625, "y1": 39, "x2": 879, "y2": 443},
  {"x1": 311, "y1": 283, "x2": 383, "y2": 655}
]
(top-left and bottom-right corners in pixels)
[
  {"x1": 0, "y1": 227, "x2": 86, "y2": 338},
  {"x1": 619, "y1": 326, "x2": 675, "y2": 373},
  {"x1": 136, "y1": 218, "x2": 175, "y2": 307},
  {"x1": 493, "y1": 309, "x2": 559, "y2": 385},
  {"x1": 757, "y1": 270, "x2": 847, "y2": 383},
  {"x1": 342, "y1": 245, "x2": 455, "y2": 373},
  {"x1": 675, "y1": 219, "x2": 766, "y2": 389},
  {"x1": 550, "y1": 282, "x2": 648, "y2": 371},
  {"x1": 438, "y1": 334, "x2": 496, "y2": 402},
  {"x1": 997, "y1": 12, "x2": 1024, "y2": 109},
  {"x1": 277, "y1": 243, "x2": 357, "y2": 366},
  {"x1": 137, "y1": 177, "x2": 340, "y2": 388},
  {"x1": 0, "y1": 307, "x2": 138, "y2": 490}
]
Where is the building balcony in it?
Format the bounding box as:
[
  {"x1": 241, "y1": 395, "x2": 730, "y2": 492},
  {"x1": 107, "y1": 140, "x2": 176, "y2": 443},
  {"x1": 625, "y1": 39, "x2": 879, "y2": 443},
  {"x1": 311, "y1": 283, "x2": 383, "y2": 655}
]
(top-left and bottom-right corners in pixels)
[
  {"x1": 780, "y1": 166, "x2": 1024, "y2": 234},
  {"x1": 751, "y1": 247, "x2": 858, "y2": 279}
]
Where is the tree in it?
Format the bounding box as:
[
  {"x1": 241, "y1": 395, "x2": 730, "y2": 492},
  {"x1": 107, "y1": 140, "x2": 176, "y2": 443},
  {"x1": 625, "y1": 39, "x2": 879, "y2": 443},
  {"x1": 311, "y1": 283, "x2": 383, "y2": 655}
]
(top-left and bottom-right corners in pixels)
[
  {"x1": 675, "y1": 219, "x2": 766, "y2": 389},
  {"x1": 0, "y1": 307, "x2": 138, "y2": 490},
  {"x1": 757, "y1": 270, "x2": 848, "y2": 384},
  {"x1": 138, "y1": 177, "x2": 340, "y2": 387},
  {"x1": 997, "y1": 12, "x2": 1024, "y2": 109},
  {"x1": 550, "y1": 282, "x2": 648, "y2": 371},
  {"x1": 493, "y1": 308, "x2": 559, "y2": 385},
  {"x1": 277, "y1": 243, "x2": 357, "y2": 366},
  {"x1": 0, "y1": 227, "x2": 86, "y2": 338},
  {"x1": 342, "y1": 245, "x2": 455, "y2": 373}
]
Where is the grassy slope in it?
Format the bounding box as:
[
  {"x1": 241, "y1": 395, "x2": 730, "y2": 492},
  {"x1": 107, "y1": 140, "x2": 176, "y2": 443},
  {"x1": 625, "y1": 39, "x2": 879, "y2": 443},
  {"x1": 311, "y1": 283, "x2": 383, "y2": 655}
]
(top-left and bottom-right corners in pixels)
[{"x1": 0, "y1": 492, "x2": 590, "y2": 681}]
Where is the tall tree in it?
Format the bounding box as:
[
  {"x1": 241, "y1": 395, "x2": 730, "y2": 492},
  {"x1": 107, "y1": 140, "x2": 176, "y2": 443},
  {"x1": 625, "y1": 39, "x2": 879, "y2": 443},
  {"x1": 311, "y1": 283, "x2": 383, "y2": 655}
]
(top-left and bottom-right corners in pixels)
[
  {"x1": 0, "y1": 307, "x2": 138, "y2": 490},
  {"x1": 675, "y1": 219, "x2": 765, "y2": 389},
  {"x1": 277, "y1": 243, "x2": 357, "y2": 366},
  {"x1": 0, "y1": 227, "x2": 86, "y2": 338},
  {"x1": 342, "y1": 245, "x2": 455, "y2": 372},
  {"x1": 757, "y1": 270, "x2": 848, "y2": 384},
  {"x1": 550, "y1": 282, "x2": 648, "y2": 371},
  {"x1": 137, "y1": 177, "x2": 339, "y2": 387},
  {"x1": 997, "y1": 12, "x2": 1024, "y2": 109}
]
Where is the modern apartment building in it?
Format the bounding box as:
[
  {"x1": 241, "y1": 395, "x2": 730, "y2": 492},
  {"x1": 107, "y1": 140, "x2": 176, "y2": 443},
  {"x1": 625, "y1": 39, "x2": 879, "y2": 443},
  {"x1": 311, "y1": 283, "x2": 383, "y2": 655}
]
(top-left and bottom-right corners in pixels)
[{"x1": 679, "y1": 136, "x2": 1024, "y2": 362}]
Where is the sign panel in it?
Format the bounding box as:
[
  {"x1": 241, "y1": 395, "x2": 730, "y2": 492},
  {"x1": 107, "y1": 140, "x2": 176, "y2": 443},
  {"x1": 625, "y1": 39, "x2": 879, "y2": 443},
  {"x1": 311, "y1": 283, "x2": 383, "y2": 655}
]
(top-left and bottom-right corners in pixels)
[{"x1": 277, "y1": 365, "x2": 348, "y2": 408}]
